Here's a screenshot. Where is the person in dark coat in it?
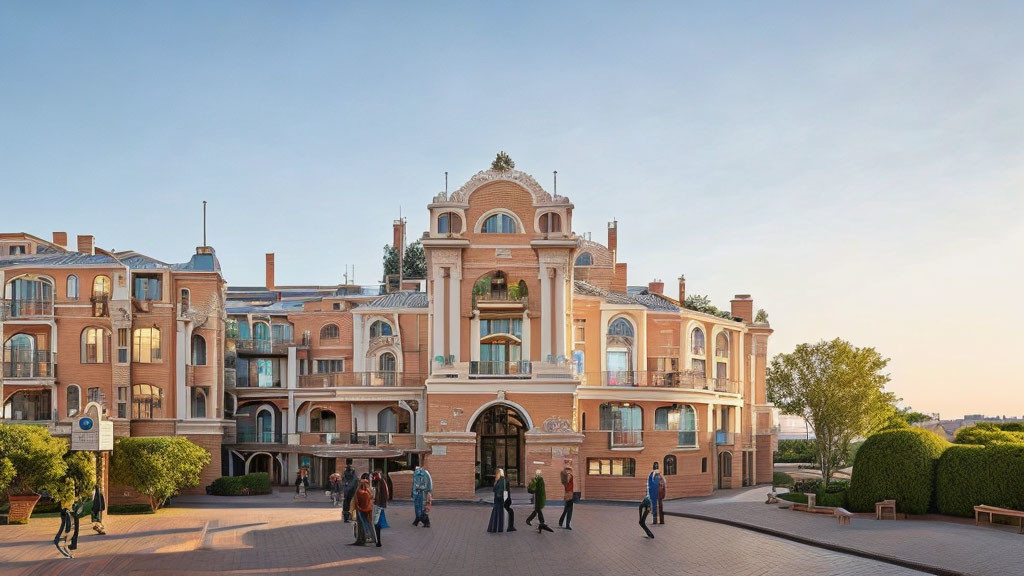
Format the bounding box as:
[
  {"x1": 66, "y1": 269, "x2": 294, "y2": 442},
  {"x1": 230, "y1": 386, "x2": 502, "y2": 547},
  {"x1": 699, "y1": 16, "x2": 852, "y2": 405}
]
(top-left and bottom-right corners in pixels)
[
  {"x1": 526, "y1": 469, "x2": 554, "y2": 533},
  {"x1": 90, "y1": 485, "x2": 106, "y2": 535},
  {"x1": 68, "y1": 498, "x2": 87, "y2": 552},
  {"x1": 639, "y1": 494, "x2": 655, "y2": 538},
  {"x1": 372, "y1": 470, "x2": 390, "y2": 544},
  {"x1": 54, "y1": 504, "x2": 73, "y2": 558},
  {"x1": 558, "y1": 466, "x2": 574, "y2": 530},
  {"x1": 353, "y1": 474, "x2": 376, "y2": 546},
  {"x1": 340, "y1": 460, "x2": 357, "y2": 522},
  {"x1": 411, "y1": 466, "x2": 433, "y2": 528},
  {"x1": 503, "y1": 481, "x2": 517, "y2": 532},
  {"x1": 486, "y1": 468, "x2": 506, "y2": 533},
  {"x1": 294, "y1": 471, "x2": 303, "y2": 496}
]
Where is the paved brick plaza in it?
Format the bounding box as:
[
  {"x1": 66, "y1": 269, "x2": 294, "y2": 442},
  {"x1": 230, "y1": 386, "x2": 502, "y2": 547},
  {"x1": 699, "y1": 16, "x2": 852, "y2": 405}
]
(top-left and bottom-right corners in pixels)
[{"x1": 0, "y1": 493, "x2": 923, "y2": 576}]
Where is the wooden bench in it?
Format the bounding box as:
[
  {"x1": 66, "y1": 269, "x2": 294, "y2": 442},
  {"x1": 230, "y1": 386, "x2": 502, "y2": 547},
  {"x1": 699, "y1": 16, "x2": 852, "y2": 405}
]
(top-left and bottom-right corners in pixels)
[
  {"x1": 834, "y1": 507, "x2": 853, "y2": 526},
  {"x1": 875, "y1": 499, "x2": 897, "y2": 520},
  {"x1": 974, "y1": 505, "x2": 1024, "y2": 533}
]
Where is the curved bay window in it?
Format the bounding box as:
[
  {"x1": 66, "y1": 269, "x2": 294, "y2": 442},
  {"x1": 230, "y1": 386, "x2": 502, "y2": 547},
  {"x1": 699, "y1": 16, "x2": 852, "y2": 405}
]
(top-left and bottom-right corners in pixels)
[
  {"x1": 600, "y1": 402, "x2": 643, "y2": 448},
  {"x1": 311, "y1": 408, "x2": 337, "y2": 433},
  {"x1": 377, "y1": 406, "x2": 410, "y2": 434},
  {"x1": 655, "y1": 405, "x2": 698, "y2": 447},
  {"x1": 481, "y1": 212, "x2": 517, "y2": 234},
  {"x1": 605, "y1": 317, "x2": 635, "y2": 385},
  {"x1": 131, "y1": 384, "x2": 163, "y2": 419},
  {"x1": 81, "y1": 327, "x2": 110, "y2": 363},
  {"x1": 538, "y1": 212, "x2": 561, "y2": 234}
]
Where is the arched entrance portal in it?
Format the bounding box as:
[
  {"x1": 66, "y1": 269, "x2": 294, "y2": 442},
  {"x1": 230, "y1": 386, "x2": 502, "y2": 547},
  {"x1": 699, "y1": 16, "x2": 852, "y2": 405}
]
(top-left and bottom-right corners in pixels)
[{"x1": 471, "y1": 404, "x2": 527, "y2": 489}]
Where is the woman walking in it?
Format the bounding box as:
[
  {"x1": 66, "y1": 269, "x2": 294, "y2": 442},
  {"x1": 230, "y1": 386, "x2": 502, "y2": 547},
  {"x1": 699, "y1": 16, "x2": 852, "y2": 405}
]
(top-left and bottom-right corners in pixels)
[
  {"x1": 372, "y1": 470, "x2": 390, "y2": 545},
  {"x1": 353, "y1": 474, "x2": 376, "y2": 546},
  {"x1": 558, "y1": 466, "x2": 574, "y2": 530},
  {"x1": 486, "y1": 468, "x2": 507, "y2": 533}
]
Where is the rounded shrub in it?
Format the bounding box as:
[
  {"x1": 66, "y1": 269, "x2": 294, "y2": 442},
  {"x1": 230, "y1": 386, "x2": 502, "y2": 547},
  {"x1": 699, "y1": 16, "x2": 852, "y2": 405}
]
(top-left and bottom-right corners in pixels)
[
  {"x1": 936, "y1": 444, "x2": 1024, "y2": 517},
  {"x1": 847, "y1": 428, "x2": 949, "y2": 515},
  {"x1": 210, "y1": 473, "x2": 271, "y2": 496}
]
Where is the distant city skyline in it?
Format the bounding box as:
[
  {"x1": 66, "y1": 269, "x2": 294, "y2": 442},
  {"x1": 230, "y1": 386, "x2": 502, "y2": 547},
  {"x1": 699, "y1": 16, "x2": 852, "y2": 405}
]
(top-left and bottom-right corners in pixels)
[{"x1": 2, "y1": 2, "x2": 1021, "y2": 418}]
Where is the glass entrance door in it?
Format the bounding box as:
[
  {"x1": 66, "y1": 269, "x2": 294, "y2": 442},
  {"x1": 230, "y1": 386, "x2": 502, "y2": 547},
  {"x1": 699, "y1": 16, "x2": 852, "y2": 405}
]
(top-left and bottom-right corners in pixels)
[{"x1": 473, "y1": 405, "x2": 525, "y2": 488}]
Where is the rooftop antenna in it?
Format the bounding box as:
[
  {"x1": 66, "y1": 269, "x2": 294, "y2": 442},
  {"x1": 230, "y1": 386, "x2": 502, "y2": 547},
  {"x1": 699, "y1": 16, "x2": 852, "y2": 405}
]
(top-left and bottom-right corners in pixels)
[
  {"x1": 553, "y1": 170, "x2": 558, "y2": 198},
  {"x1": 445, "y1": 171, "x2": 448, "y2": 194},
  {"x1": 202, "y1": 200, "x2": 207, "y2": 246}
]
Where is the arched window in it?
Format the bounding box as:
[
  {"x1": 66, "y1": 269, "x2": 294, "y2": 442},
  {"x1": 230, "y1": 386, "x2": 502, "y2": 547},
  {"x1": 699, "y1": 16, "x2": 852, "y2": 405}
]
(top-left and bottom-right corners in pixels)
[
  {"x1": 539, "y1": 212, "x2": 561, "y2": 234},
  {"x1": 310, "y1": 408, "x2": 336, "y2": 433},
  {"x1": 131, "y1": 384, "x2": 163, "y2": 419},
  {"x1": 691, "y1": 327, "x2": 706, "y2": 356},
  {"x1": 605, "y1": 317, "x2": 635, "y2": 385},
  {"x1": 4, "y1": 334, "x2": 36, "y2": 378},
  {"x1": 320, "y1": 324, "x2": 340, "y2": 341},
  {"x1": 720, "y1": 452, "x2": 733, "y2": 478},
  {"x1": 133, "y1": 327, "x2": 161, "y2": 363},
  {"x1": 67, "y1": 384, "x2": 81, "y2": 418},
  {"x1": 438, "y1": 212, "x2": 462, "y2": 234},
  {"x1": 67, "y1": 275, "x2": 79, "y2": 300},
  {"x1": 92, "y1": 276, "x2": 111, "y2": 299},
  {"x1": 191, "y1": 387, "x2": 207, "y2": 419},
  {"x1": 574, "y1": 252, "x2": 593, "y2": 266},
  {"x1": 715, "y1": 332, "x2": 729, "y2": 358},
  {"x1": 3, "y1": 389, "x2": 51, "y2": 421},
  {"x1": 81, "y1": 327, "x2": 110, "y2": 363},
  {"x1": 655, "y1": 405, "x2": 698, "y2": 447},
  {"x1": 369, "y1": 320, "x2": 393, "y2": 338},
  {"x1": 599, "y1": 402, "x2": 643, "y2": 448},
  {"x1": 256, "y1": 407, "x2": 274, "y2": 442},
  {"x1": 664, "y1": 455, "x2": 677, "y2": 476},
  {"x1": 481, "y1": 213, "x2": 517, "y2": 234},
  {"x1": 191, "y1": 334, "x2": 207, "y2": 366},
  {"x1": 377, "y1": 406, "x2": 410, "y2": 434}
]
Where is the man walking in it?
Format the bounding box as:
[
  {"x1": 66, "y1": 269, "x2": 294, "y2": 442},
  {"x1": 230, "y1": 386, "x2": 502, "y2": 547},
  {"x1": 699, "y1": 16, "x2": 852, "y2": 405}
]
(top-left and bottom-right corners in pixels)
[
  {"x1": 558, "y1": 466, "x2": 574, "y2": 530},
  {"x1": 90, "y1": 484, "x2": 106, "y2": 535},
  {"x1": 639, "y1": 494, "x2": 655, "y2": 539},
  {"x1": 525, "y1": 469, "x2": 554, "y2": 533},
  {"x1": 340, "y1": 460, "x2": 357, "y2": 522},
  {"x1": 411, "y1": 466, "x2": 433, "y2": 528}
]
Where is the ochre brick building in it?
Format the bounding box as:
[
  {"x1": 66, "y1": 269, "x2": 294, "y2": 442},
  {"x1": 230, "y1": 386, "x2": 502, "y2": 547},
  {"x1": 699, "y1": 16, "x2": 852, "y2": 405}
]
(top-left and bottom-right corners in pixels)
[{"x1": 1, "y1": 163, "x2": 776, "y2": 502}]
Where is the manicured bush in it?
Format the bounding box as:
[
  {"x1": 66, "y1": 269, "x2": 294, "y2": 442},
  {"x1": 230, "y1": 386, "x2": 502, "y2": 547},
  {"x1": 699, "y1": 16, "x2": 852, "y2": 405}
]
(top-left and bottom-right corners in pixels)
[
  {"x1": 817, "y1": 490, "x2": 847, "y2": 508},
  {"x1": 775, "y1": 439, "x2": 817, "y2": 463},
  {"x1": 954, "y1": 423, "x2": 1024, "y2": 446},
  {"x1": 935, "y1": 444, "x2": 1024, "y2": 517},
  {"x1": 111, "y1": 437, "x2": 211, "y2": 511},
  {"x1": 0, "y1": 424, "x2": 67, "y2": 497},
  {"x1": 793, "y1": 478, "x2": 823, "y2": 494},
  {"x1": 108, "y1": 503, "x2": 156, "y2": 515},
  {"x1": 210, "y1": 473, "x2": 271, "y2": 496},
  {"x1": 778, "y1": 492, "x2": 808, "y2": 504},
  {"x1": 772, "y1": 471, "x2": 794, "y2": 488},
  {"x1": 847, "y1": 428, "x2": 949, "y2": 515}
]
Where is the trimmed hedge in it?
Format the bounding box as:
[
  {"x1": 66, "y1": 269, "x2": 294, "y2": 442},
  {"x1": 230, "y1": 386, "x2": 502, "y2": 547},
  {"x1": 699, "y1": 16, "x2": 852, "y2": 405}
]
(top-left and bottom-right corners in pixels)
[
  {"x1": 848, "y1": 428, "x2": 949, "y2": 515},
  {"x1": 210, "y1": 473, "x2": 272, "y2": 496},
  {"x1": 772, "y1": 471, "x2": 794, "y2": 488},
  {"x1": 954, "y1": 423, "x2": 1024, "y2": 446},
  {"x1": 936, "y1": 444, "x2": 1024, "y2": 517},
  {"x1": 775, "y1": 439, "x2": 817, "y2": 463}
]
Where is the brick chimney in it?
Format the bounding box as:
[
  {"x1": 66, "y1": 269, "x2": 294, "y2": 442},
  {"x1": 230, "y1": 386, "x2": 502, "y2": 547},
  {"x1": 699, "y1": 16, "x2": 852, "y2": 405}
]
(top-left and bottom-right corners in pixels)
[
  {"x1": 730, "y1": 294, "x2": 753, "y2": 322},
  {"x1": 393, "y1": 219, "x2": 405, "y2": 251},
  {"x1": 607, "y1": 220, "x2": 618, "y2": 260},
  {"x1": 678, "y1": 275, "x2": 686, "y2": 303},
  {"x1": 647, "y1": 280, "x2": 664, "y2": 295},
  {"x1": 77, "y1": 235, "x2": 94, "y2": 255},
  {"x1": 265, "y1": 253, "x2": 275, "y2": 291},
  {"x1": 52, "y1": 232, "x2": 68, "y2": 249}
]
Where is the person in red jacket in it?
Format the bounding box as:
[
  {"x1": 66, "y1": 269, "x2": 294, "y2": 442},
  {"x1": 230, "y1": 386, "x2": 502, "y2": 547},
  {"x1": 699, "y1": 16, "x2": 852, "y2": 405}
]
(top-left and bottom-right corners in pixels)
[
  {"x1": 352, "y1": 475, "x2": 376, "y2": 546},
  {"x1": 558, "y1": 466, "x2": 575, "y2": 530}
]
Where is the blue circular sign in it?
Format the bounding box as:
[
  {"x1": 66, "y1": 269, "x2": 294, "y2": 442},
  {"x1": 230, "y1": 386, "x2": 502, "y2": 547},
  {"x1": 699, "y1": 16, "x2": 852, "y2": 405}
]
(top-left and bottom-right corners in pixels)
[{"x1": 79, "y1": 417, "x2": 94, "y2": 431}]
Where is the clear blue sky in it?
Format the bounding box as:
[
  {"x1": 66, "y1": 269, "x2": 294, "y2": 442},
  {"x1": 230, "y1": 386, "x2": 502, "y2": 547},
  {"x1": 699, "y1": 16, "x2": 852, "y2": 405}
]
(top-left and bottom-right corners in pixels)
[{"x1": 3, "y1": 2, "x2": 1022, "y2": 418}]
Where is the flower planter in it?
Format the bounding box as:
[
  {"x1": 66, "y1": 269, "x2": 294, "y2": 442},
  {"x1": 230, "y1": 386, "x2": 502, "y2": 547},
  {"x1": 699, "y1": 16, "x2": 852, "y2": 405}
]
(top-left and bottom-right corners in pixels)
[{"x1": 7, "y1": 494, "x2": 41, "y2": 524}]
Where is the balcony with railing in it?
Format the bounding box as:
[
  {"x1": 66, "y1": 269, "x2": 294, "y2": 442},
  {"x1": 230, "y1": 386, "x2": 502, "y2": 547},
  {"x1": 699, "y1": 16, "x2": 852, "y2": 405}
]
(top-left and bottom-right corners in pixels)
[
  {"x1": 714, "y1": 430, "x2": 736, "y2": 445},
  {"x1": 2, "y1": 348, "x2": 56, "y2": 380},
  {"x1": 583, "y1": 370, "x2": 740, "y2": 394},
  {"x1": 609, "y1": 429, "x2": 644, "y2": 449},
  {"x1": 469, "y1": 360, "x2": 532, "y2": 379},
  {"x1": 297, "y1": 371, "x2": 426, "y2": 388},
  {"x1": 1, "y1": 298, "x2": 54, "y2": 320},
  {"x1": 235, "y1": 430, "x2": 284, "y2": 444},
  {"x1": 231, "y1": 338, "x2": 293, "y2": 356}
]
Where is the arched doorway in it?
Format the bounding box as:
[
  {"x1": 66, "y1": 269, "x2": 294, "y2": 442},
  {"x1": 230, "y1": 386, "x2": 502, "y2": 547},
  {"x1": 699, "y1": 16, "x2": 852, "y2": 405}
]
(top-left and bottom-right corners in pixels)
[
  {"x1": 471, "y1": 404, "x2": 527, "y2": 489},
  {"x1": 718, "y1": 451, "x2": 733, "y2": 489}
]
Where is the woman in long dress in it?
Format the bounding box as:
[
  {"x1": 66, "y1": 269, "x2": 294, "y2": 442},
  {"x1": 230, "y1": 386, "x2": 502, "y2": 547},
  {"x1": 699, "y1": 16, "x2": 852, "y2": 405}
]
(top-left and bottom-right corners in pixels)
[{"x1": 486, "y1": 468, "x2": 506, "y2": 533}]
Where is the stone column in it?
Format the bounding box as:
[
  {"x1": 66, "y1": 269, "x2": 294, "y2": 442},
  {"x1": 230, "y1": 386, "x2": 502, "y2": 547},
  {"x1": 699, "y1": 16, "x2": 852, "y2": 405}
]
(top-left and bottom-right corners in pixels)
[
  {"x1": 432, "y1": 267, "x2": 446, "y2": 362},
  {"x1": 554, "y1": 267, "x2": 566, "y2": 360},
  {"x1": 448, "y1": 267, "x2": 461, "y2": 362},
  {"x1": 176, "y1": 320, "x2": 188, "y2": 420},
  {"x1": 539, "y1": 267, "x2": 552, "y2": 361}
]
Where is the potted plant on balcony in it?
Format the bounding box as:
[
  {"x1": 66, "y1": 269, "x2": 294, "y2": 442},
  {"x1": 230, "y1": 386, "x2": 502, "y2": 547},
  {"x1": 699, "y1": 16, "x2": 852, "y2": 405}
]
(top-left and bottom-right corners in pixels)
[{"x1": 0, "y1": 424, "x2": 68, "y2": 524}]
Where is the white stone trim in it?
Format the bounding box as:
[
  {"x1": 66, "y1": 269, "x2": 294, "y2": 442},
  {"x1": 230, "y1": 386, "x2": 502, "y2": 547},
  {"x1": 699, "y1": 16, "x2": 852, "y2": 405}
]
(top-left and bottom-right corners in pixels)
[{"x1": 464, "y1": 398, "x2": 535, "y2": 433}]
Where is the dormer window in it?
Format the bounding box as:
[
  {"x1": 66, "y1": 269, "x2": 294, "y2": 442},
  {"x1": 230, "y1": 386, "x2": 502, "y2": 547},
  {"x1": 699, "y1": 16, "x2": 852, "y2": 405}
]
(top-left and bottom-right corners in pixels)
[{"x1": 481, "y1": 213, "x2": 517, "y2": 234}]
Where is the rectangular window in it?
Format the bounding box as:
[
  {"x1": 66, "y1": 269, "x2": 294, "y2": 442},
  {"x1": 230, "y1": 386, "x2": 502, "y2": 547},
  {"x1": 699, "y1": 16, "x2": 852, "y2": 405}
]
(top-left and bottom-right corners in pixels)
[
  {"x1": 133, "y1": 275, "x2": 162, "y2": 301},
  {"x1": 574, "y1": 320, "x2": 585, "y2": 343},
  {"x1": 586, "y1": 458, "x2": 635, "y2": 477},
  {"x1": 315, "y1": 359, "x2": 345, "y2": 374},
  {"x1": 133, "y1": 328, "x2": 161, "y2": 363},
  {"x1": 691, "y1": 358, "x2": 706, "y2": 377},
  {"x1": 116, "y1": 386, "x2": 128, "y2": 419},
  {"x1": 8, "y1": 245, "x2": 26, "y2": 255},
  {"x1": 702, "y1": 457, "x2": 708, "y2": 473},
  {"x1": 716, "y1": 361, "x2": 727, "y2": 380},
  {"x1": 257, "y1": 359, "x2": 277, "y2": 387},
  {"x1": 272, "y1": 324, "x2": 293, "y2": 344},
  {"x1": 600, "y1": 403, "x2": 643, "y2": 447},
  {"x1": 117, "y1": 329, "x2": 129, "y2": 363}
]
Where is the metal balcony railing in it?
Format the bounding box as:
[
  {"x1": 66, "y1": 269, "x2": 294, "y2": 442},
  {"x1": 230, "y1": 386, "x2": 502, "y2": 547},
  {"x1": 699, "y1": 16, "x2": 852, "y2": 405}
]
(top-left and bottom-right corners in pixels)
[
  {"x1": 232, "y1": 338, "x2": 293, "y2": 355},
  {"x1": 297, "y1": 371, "x2": 426, "y2": 388},
  {"x1": 469, "y1": 360, "x2": 532, "y2": 378},
  {"x1": 677, "y1": 430, "x2": 698, "y2": 447},
  {"x1": 584, "y1": 370, "x2": 739, "y2": 393},
  {"x1": 235, "y1": 430, "x2": 284, "y2": 444},
  {"x1": 714, "y1": 430, "x2": 736, "y2": 445},
  {"x1": 610, "y1": 430, "x2": 644, "y2": 449},
  {"x1": 1, "y1": 298, "x2": 54, "y2": 320},
  {"x1": 2, "y1": 348, "x2": 56, "y2": 379}
]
